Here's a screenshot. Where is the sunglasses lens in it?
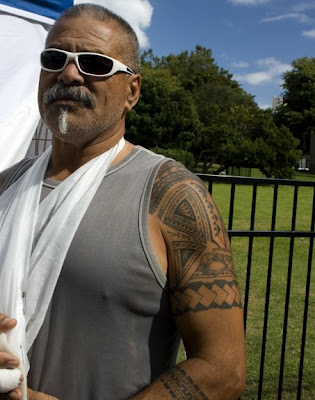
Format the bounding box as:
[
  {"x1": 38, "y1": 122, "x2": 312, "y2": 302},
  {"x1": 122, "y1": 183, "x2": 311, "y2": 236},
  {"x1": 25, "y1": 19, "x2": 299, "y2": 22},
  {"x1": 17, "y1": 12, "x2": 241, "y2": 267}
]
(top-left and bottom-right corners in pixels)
[
  {"x1": 41, "y1": 50, "x2": 67, "y2": 70},
  {"x1": 79, "y1": 54, "x2": 113, "y2": 75}
]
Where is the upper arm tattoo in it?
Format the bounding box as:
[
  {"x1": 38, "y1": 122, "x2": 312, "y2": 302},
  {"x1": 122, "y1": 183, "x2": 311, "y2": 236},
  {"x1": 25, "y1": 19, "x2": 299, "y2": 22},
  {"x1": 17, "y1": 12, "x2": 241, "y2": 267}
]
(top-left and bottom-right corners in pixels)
[{"x1": 150, "y1": 161, "x2": 242, "y2": 316}]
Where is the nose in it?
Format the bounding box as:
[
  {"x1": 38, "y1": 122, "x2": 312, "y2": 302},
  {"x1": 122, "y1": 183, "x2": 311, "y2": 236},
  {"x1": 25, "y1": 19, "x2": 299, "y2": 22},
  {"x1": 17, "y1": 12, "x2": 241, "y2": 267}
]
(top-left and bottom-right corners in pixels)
[{"x1": 57, "y1": 61, "x2": 85, "y2": 86}]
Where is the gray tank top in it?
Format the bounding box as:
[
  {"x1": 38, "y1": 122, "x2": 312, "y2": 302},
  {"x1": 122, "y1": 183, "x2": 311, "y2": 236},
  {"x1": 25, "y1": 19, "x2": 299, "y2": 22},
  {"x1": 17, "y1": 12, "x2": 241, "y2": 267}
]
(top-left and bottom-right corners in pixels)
[{"x1": 1, "y1": 146, "x2": 180, "y2": 400}]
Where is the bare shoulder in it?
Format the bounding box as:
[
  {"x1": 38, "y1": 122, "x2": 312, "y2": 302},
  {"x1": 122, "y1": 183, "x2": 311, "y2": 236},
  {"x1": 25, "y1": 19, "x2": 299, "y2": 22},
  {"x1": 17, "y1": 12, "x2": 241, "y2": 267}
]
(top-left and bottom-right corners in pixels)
[
  {"x1": 149, "y1": 160, "x2": 241, "y2": 315},
  {"x1": 149, "y1": 160, "x2": 204, "y2": 214}
]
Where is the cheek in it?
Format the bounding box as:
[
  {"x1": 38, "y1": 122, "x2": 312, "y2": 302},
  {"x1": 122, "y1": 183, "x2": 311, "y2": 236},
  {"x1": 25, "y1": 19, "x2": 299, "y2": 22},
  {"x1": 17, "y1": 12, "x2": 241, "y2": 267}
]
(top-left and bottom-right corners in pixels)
[
  {"x1": 38, "y1": 71, "x2": 57, "y2": 96},
  {"x1": 38, "y1": 76, "x2": 50, "y2": 111},
  {"x1": 94, "y1": 80, "x2": 125, "y2": 106},
  {"x1": 38, "y1": 87, "x2": 44, "y2": 107}
]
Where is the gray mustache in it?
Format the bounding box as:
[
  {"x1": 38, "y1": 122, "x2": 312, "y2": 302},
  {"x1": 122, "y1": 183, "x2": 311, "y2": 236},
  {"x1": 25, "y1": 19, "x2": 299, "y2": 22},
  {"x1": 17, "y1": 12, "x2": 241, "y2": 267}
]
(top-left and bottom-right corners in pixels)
[{"x1": 43, "y1": 84, "x2": 96, "y2": 108}]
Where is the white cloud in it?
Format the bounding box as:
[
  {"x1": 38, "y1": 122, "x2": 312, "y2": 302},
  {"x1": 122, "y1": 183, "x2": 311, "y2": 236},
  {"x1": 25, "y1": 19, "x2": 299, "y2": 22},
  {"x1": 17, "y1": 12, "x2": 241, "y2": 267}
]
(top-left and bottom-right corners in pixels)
[
  {"x1": 234, "y1": 71, "x2": 271, "y2": 85},
  {"x1": 229, "y1": 0, "x2": 270, "y2": 5},
  {"x1": 261, "y1": 13, "x2": 313, "y2": 24},
  {"x1": 258, "y1": 102, "x2": 271, "y2": 110},
  {"x1": 256, "y1": 57, "x2": 291, "y2": 74},
  {"x1": 302, "y1": 28, "x2": 315, "y2": 38},
  {"x1": 292, "y1": 2, "x2": 315, "y2": 12},
  {"x1": 232, "y1": 61, "x2": 249, "y2": 68},
  {"x1": 233, "y1": 58, "x2": 292, "y2": 86},
  {"x1": 76, "y1": 0, "x2": 153, "y2": 48},
  {"x1": 256, "y1": 57, "x2": 278, "y2": 66}
]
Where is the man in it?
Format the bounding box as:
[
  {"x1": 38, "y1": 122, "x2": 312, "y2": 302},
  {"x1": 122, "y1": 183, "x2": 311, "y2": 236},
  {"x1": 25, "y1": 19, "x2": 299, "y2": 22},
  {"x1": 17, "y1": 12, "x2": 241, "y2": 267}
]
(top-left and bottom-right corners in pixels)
[{"x1": 0, "y1": 4, "x2": 246, "y2": 400}]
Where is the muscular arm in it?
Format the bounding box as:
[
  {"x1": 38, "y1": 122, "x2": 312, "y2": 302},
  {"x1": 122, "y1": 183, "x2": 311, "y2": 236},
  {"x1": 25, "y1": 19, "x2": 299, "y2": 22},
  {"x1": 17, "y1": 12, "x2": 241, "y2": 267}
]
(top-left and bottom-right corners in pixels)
[{"x1": 130, "y1": 161, "x2": 246, "y2": 400}]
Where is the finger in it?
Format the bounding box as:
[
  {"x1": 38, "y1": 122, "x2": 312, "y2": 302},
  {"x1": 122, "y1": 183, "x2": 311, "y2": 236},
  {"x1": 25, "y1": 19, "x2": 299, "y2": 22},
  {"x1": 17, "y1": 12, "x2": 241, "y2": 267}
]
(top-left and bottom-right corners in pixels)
[
  {"x1": 7, "y1": 388, "x2": 22, "y2": 400},
  {"x1": 10, "y1": 389, "x2": 23, "y2": 400},
  {"x1": 0, "y1": 352, "x2": 20, "y2": 369},
  {"x1": 0, "y1": 316, "x2": 17, "y2": 334},
  {"x1": 0, "y1": 388, "x2": 22, "y2": 400}
]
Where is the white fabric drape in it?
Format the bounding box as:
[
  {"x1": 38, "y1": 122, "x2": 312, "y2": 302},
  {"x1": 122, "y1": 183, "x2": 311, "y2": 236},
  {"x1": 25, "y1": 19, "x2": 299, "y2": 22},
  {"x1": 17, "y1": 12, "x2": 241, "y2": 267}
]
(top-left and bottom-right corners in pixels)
[{"x1": 0, "y1": 138, "x2": 125, "y2": 380}]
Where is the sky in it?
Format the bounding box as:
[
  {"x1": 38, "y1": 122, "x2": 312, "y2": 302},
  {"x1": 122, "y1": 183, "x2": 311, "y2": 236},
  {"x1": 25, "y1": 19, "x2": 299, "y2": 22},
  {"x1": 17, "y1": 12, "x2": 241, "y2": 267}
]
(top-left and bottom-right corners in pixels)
[{"x1": 99, "y1": 0, "x2": 314, "y2": 109}]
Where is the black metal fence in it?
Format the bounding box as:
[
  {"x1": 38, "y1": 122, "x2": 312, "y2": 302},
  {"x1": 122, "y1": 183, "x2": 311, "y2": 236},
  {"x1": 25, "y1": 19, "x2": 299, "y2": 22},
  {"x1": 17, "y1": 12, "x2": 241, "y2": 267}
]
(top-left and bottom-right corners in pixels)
[{"x1": 197, "y1": 174, "x2": 315, "y2": 400}]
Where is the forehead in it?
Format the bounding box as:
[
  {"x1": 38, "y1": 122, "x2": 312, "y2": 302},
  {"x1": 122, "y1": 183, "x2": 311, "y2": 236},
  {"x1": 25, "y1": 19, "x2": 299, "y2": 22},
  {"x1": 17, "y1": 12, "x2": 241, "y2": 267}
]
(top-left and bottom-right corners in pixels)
[{"x1": 47, "y1": 15, "x2": 121, "y2": 56}]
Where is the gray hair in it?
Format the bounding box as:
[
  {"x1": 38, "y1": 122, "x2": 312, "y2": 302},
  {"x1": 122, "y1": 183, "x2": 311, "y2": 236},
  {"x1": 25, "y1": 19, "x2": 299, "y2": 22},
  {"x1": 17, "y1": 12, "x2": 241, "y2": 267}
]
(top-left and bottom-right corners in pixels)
[{"x1": 46, "y1": 3, "x2": 141, "y2": 73}]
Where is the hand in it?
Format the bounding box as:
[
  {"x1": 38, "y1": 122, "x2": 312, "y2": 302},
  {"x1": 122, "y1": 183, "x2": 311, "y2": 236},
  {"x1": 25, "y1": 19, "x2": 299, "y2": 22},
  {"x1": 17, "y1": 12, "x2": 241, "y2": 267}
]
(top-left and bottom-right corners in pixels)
[
  {"x1": 0, "y1": 314, "x2": 23, "y2": 400},
  {"x1": 27, "y1": 389, "x2": 58, "y2": 400},
  {"x1": 0, "y1": 314, "x2": 20, "y2": 369}
]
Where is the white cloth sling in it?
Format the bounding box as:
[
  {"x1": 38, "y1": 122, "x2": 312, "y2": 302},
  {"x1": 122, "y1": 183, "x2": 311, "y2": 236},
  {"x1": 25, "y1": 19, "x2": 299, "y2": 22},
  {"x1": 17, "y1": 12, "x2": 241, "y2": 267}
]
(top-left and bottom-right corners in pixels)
[{"x1": 0, "y1": 137, "x2": 125, "y2": 379}]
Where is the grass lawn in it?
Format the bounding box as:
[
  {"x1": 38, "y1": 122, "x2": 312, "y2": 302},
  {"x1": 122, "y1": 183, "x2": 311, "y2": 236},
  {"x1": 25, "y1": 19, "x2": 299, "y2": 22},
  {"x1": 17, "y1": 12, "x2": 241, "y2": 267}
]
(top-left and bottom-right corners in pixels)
[{"x1": 177, "y1": 178, "x2": 315, "y2": 400}]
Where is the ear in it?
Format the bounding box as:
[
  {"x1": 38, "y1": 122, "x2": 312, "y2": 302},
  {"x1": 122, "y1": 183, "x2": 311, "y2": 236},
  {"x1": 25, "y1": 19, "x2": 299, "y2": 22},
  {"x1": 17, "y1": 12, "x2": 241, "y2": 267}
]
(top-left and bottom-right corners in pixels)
[{"x1": 125, "y1": 74, "x2": 141, "y2": 111}]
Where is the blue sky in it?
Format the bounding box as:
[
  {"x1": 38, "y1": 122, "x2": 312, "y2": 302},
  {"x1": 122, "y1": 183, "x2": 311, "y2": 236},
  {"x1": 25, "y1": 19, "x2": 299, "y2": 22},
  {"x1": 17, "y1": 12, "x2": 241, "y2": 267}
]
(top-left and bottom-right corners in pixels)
[
  {"x1": 146, "y1": 0, "x2": 315, "y2": 109},
  {"x1": 106, "y1": 0, "x2": 315, "y2": 109}
]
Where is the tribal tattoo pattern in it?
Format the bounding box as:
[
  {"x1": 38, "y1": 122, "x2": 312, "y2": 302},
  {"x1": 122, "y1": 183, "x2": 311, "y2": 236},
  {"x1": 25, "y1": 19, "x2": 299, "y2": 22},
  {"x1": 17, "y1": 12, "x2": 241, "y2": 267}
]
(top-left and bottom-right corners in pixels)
[
  {"x1": 150, "y1": 161, "x2": 242, "y2": 315},
  {"x1": 159, "y1": 365, "x2": 209, "y2": 399}
]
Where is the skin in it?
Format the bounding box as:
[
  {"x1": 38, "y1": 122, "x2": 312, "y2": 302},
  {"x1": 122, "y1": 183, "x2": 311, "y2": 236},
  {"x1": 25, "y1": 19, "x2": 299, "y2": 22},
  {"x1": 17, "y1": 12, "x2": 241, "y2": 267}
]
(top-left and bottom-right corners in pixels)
[
  {"x1": 38, "y1": 15, "x2": 141, "y2": 180},
  {"x1": 0, "y1": 316, "x2": 53, "y2": 400},
  {"x1": 0, "y1": 14, "x2": 246, "y2": 400},
  {"x1": 129, "y1": 161, "x2": 246, "y2": 399},
  {"x1": 0, "y1": 316, "x2": 21, "y2": 400}
]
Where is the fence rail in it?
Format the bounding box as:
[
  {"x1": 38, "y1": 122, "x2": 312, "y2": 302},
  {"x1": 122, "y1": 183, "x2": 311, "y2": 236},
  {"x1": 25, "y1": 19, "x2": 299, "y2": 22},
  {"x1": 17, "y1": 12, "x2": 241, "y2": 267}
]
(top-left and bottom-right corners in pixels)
[{"x1": 197, "y1": 174, "x2": 315, "y2": 400}]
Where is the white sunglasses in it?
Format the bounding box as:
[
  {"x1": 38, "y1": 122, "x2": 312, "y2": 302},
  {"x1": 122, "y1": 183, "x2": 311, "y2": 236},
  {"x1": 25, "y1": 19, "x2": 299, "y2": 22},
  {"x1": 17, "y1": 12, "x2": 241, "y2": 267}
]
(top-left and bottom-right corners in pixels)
[{"x1": 41, "y1": 48, "x2": 134, "y2": 77}]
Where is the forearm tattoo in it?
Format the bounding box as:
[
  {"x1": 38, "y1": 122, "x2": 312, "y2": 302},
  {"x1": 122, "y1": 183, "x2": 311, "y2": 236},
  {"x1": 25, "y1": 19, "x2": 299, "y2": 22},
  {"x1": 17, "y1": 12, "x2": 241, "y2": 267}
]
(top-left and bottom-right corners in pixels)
[
  {"x1": 160, "y1": 365, "x2": 209, "y2": 399},
  {"x1": 150, "y1": 161, "x2": 242, "y2": 315}
]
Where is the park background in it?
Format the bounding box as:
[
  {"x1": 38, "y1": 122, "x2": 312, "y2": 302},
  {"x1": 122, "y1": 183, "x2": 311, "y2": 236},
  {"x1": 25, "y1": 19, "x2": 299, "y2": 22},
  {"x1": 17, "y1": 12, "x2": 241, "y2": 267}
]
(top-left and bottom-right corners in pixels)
[
  {"x1": 26, "y1": 33, "x2": 315, "y2": 400},
  {"x1": 0, "y1": 0, "x2": 314, "y2": 399}
]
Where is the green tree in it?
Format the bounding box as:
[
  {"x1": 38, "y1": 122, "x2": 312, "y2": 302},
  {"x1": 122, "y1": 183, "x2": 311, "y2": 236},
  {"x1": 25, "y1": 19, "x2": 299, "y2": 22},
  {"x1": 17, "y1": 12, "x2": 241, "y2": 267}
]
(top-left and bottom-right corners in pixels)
[
  {"x1": 275, "y1": 57, "x2": 315, "y2": 154},
  {"x1": 126, "y1": 65, "x2": 202, "y2": 153},
  {"x1": 127, "y1": 48, "x2": 301, "y2": 178},
  {"x1": 197, "y1": 106, "x2": 301, "y2": 178},
  {"x1": 194, "y1": 82, "x2": 256, "y2": 127},
  {"x1": 159, "y1": 45, "x2": 234, "y2": 91},
  {"x1": 253, "y1": 109, "x2": 301, "y2": 178}
]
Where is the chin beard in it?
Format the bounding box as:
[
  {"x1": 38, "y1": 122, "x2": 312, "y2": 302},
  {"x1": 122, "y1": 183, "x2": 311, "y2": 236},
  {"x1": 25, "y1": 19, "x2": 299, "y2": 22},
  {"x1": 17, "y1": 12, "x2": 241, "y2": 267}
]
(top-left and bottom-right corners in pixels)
[{"x1": 58, "y1": 107, "x2": 68, "y2": 135}]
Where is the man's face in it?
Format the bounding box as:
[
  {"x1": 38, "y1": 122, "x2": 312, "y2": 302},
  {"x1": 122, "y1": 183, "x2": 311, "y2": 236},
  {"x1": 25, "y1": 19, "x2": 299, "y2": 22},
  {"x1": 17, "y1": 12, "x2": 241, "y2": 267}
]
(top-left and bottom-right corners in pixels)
[{"x1": 38, "y1": 15, "x2": 132, "y2": 146}]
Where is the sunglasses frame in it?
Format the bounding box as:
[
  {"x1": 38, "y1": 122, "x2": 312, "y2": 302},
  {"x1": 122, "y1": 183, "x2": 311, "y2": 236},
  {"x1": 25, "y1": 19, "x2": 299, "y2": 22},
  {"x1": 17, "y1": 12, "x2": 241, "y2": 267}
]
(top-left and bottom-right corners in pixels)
[{"x1": 41, "y1": 48, "x2": 134, "y2": 77}]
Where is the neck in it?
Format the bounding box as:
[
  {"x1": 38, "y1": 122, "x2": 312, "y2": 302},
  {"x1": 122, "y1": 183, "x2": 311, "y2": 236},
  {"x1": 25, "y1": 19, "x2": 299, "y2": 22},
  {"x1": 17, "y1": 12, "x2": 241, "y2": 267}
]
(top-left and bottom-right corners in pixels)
[{"x1": 46, "y1": 134, "x2": 134, "y2": 181}]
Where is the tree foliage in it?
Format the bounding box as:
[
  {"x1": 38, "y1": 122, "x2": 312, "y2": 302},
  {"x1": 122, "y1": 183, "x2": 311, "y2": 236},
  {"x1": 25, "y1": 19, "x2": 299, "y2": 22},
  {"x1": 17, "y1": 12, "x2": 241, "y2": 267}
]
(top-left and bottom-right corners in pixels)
[
  {"x1": 275, "y1": 57, "x2": 315, "y2": 154},
  {"x1": 126, "y1": 46, "x2": 301, "y2": 178},
  {"x1": 126, "y1": 66, "x2": 202, "y2": 152}
]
